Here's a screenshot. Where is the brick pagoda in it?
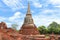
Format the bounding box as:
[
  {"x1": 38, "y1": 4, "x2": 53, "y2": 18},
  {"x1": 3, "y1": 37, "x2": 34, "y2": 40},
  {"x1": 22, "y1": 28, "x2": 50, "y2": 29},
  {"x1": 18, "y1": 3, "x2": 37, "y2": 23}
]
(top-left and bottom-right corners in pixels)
[{"x1": 19, "y1": 3, "x2": 40, "y2": 35}]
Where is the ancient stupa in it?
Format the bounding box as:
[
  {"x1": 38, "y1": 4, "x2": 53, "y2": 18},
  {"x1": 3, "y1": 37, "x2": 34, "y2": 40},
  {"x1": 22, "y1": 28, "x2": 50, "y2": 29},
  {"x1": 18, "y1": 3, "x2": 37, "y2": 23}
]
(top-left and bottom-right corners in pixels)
[{"x1": 19, "y1": 3, "x2": 40, "y2": 35}]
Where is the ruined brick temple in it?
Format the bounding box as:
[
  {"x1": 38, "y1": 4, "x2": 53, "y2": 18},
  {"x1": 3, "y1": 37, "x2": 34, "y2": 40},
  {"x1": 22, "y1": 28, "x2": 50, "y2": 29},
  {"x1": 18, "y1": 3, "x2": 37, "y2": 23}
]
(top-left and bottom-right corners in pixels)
[{"x1": 0, "y1": 3, "x2": 60, "y2": 40}]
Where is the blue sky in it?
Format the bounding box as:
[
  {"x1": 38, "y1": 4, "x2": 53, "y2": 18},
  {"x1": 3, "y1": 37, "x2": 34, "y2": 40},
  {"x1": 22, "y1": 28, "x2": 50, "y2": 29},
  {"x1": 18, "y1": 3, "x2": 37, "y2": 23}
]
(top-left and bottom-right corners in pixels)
[{"x1": 0, "y1": 0, "x2": 60, "y2": 29}]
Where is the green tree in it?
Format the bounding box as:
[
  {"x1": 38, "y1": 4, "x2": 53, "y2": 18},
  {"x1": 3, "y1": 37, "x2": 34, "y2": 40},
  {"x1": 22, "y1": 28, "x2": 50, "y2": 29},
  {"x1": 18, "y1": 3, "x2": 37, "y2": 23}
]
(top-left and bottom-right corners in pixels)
[
  {"x1": 11, "y1": 23, "x2": 18, "y2": 30},
  {"x1": 38, "y1": 26, "x2": 47, "y2": 34},
  {"x1": 47, "y1": 21, "x2": 60, "y2": 34}
]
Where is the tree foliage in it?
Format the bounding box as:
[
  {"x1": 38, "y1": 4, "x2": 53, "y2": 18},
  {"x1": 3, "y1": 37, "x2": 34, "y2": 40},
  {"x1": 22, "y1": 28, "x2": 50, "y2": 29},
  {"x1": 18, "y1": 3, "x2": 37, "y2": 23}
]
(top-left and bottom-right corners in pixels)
[
  {"x1": 38, "y1": 21, "x2": 60, "y2": 34},
  {"x1": 11, "y1": 23, "x2": 18, "y2": 30},
  {"x1": 38, "y1": 26, "x2": 47, "y2": 34},
  {"x1": 47, "y1": 22, "x2": 60, "y2": 34}
]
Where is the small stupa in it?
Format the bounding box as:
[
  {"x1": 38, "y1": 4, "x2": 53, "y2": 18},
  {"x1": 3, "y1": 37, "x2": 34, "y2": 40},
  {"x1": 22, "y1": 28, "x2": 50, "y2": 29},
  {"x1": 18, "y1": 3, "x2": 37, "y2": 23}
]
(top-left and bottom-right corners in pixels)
[{"x1": 19, "y1": 3, "x2": 40, "y2": 35}]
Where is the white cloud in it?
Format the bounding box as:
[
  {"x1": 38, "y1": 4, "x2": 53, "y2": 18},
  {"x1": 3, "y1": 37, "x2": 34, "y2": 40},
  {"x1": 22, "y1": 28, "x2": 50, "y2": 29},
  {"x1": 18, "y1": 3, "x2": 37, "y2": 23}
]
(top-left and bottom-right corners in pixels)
[
  {"x1": 0, "y1": 12, "x2": 24, "y2": 29},
  {"x1": 6, "y1": 22, "x2": 12, "y2": 28},
  {"x1": 28, "y1": 0, "x2": 42, "y2": 8},
  {"x1": 33, "y1": 15, "x2": 50, "y2": 27},
  {"x1": 39, "y1": 9, "x2": 60, "y2": 16},
  {"x1": 41, "y1": 9, "x2": 55, "y2": 14},
  {"x1": 28, "y1": 0, "x2": 39, "y2": 2},
  {"x1": 9, "y1": 12, "x2": 21, "y2": 22},
  {"x1": 33, "y1": 15, "x2": 60, "y2": 27},
  {"x1": 17, "y1": 20, "x2": 23, "y2": 29},
  {"x1": 49, "y1": 0, "x2": 60, "y2": 5},
  {"x1": 45, "y1": 0, "x2": 60, "y2": 8},
  {"x1": 54, "y1": 6, "x2": 60, "y2": 8},
  {"x1": 8, "y1": 11, "x2": 25, "y2": 29},
  {"x1": 33, "y1": 2, "x2": 42, "y2": 8},
  {"x1": 0, "y1": 17, "x2": 6, "y2": 21},
  {"x1": 31, "y1": 11, "x2": 34, "y2": 13},
  {"x1": 32, "y1": 9, "x2": 60, "y2": 27},
  {"x1": 2, "y1": 0, "x2": 25, "y2": 11}
]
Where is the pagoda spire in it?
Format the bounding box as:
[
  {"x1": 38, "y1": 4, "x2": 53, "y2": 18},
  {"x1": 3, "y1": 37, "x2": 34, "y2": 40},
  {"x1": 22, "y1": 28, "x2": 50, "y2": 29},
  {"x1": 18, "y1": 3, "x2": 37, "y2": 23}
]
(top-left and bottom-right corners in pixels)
[
  {"x1": 27, "y1": 2, "x2": 31, "y2": 14},
  {"x1": 24, "y1": 3, "x2": 34, "y2": 24}
]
